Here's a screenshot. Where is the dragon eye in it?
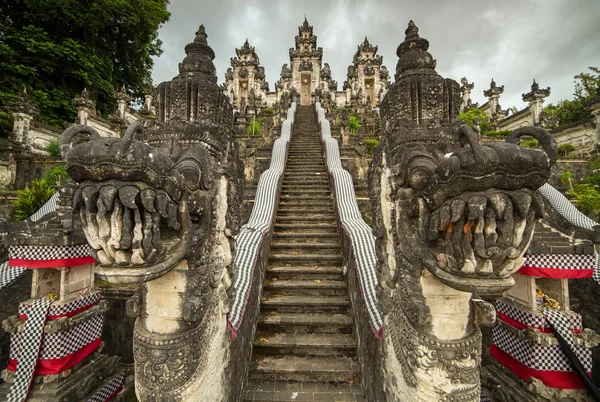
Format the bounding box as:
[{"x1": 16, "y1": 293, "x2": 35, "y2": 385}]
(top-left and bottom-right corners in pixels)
[{"x1": 409, "y1": 168, "x2": 430, "y2": 190}]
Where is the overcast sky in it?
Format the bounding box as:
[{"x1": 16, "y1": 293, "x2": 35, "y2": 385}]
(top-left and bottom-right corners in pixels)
[{"x1": 151, "y1": 0, "x2": 600, "y2": 110}]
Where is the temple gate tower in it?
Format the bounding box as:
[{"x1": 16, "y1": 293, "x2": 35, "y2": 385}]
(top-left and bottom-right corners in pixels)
[
  {"x1": 285, "y1": 18, "x2": 323, "y2": 105},
  {"x1": 222, "y1": 39, "x2": 270, "y2": 112}
]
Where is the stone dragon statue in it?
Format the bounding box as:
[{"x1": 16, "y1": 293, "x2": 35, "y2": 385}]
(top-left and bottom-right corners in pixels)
[
  {"x1": 59, "y1": 26, "x2": 244, "y2": 401},
  {"x1": 369, "y1": 21, "x2": 558, "y2": 401}
]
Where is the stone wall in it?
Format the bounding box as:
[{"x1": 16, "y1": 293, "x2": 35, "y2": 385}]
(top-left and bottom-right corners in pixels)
[
  {"x1": 549, "y1": 159, "x2": 591, "y2": 190},
  {"x1": 569, "y1": 278, "x2": 600, "y2": 384},
  {"x1": 99, "y1": 287, "x2": 137, "y2": 367},
  {"x1": 14, "y1": 155, "x2": 63, "y2": 190}
]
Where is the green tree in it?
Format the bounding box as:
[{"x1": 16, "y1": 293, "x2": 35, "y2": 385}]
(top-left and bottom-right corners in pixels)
[
  {"x1": 348, "y1": 116, "x2": 360, "y2": 134},
  {"x1": 543, "y1": 67, "x2": 600, "y2": 126},
  {"x1": 0, "y1": 0, "x2": 170, "y2": 137},
  {"x1": 459, "y1": 109, "x2": 491, "y2": 134}
]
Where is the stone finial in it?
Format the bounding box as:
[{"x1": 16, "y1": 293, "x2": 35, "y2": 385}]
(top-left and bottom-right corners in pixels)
[
  {"x1": 73, "y1": 88, "x2": 96, "y2": 126},
  {"x1": 395, "y1": 20, "x2": 437, "y2": 79},
  {"x1": 522, "y1": 79, "x2": 551, "y2": 124},
  {"x1": 13, "y1": 87, "x2": 39, "y2": 116},
  {"x1": 483, "y1": 78, "x2": 504, "y2": 98},
  {"x1": 179, "y1": 24, "x2": 217, "y2": 78},
  {"x1": 522, "y1": 78, "x2": 550, "y2": 103},
  {"x1": 460, "y1": 78, "x2": 475, "y2": 112}
]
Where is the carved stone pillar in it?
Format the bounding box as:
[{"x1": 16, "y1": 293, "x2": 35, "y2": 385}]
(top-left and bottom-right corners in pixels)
[
  {"x1": 115, "y1": 86, "x2": 132, "y2": 120},
  {"x1": 10, "y1": 88, "x2": 39, "y2": 147},
  {"x1": 72, "y1": 88, "x2": 95, "y2": 126},
  {"x1": 522, "y1": 79, "x2": 551, "y2": 125},
  {"x1": 460, "y1": 77, "x2": 475, "y2": 113}
]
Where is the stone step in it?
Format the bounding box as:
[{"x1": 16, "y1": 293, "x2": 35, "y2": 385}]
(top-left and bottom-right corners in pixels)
[
  {"x1": 271, "y1": 232, "x2": 339, "y2": 242},
  {"x1": 248, "y1": 355, "x2": 361, "y2": 383},
  {"x1": 253, "y1": 332, "x2": 356, "y2": 357},
  {"x1": 273, "y1": 224, "x2": 338, "y2": 234},
  {"x1": 266, "y1": 264, "x2": 343, "y2": 278},
  {"x1": 259, "y1": 295, "x2": 349, "y2": 314},
  {"x1": 243, "y1": 379, "x2": 364, "y2": 402},
  {"x1": 277, "y1": 206, "x2": 333, "y2": 214},
  {"x1": 276, "y1": 215, "x2": 336, "y2": 223},
  {"x1": 257, "y1": 312, "x2": 353, "y2": 334},
  {"x1": 269, "y1": 253, "x2": 342, "y2": 266},
  {"x1": 281, "y1": 182, "x2": 329, "y2": 188},
  {"x1": 263, "y1": 278, "x2": 347, "y2": 297}
]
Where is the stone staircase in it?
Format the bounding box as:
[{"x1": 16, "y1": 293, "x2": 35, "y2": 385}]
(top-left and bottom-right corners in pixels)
[{"x1": 244, "y1": 106, "x2": 364, "y2": 401}]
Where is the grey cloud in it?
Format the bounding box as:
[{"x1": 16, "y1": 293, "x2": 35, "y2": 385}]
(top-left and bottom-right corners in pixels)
[{"x1": 153, "y1": 0, "x2": 600, "y2": 109}]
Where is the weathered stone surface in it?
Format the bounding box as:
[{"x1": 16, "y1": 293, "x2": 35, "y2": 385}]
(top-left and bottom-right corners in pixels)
[{"x1": 368, "y1": 20, "x2": 557, "y2": 401}]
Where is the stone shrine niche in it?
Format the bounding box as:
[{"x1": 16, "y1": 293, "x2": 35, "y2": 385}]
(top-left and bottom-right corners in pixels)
[
  {"x1": 222, "y1": 39, "x2": 269, "y2": 112},
  {"x1": 343, "y1": 37, "x2": 390, "y2": 109}
]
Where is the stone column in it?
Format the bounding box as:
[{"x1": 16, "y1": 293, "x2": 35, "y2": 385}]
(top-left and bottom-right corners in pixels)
[
  {"x1": 143, "y1": 85, "x2": 155, "y2": 114},
  {"x1": 10, "y1": 88, "x2": 39, "y2": 147},
  {"x1": 483, "y1": 78, "x2": 504, "y2": 120},
  {"x1": 72, "y1": 88, "x2": 96, "y2": 126},
  {"x1": 459, "y1": 77, "x2": 474, "y2": 113},
  {"x1": 522, "y1": 79, "x2": 551, "y2": 125},
  {"x1": 115, "y1": 86, "x2": 132, "y2": 120}
]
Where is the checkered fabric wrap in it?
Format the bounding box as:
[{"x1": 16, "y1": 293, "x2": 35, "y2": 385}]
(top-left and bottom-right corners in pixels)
[
  {"x1": 496, "y1": 299, "x2": 582, "y2": 332},
  {"x1": 492, "y1": 323, "x2": 592, "y2": 372},
  {"x1": 543, "y1": 307, "x2": 576, "y2": 348},
  {"x1": 0, "y1": 261, "x2": 26, "y2": 291},
  {"x1": 86, "y1": 371, "x2": 125, "y2": 402},
  {"x1": 522, "y1": 254, "x2": 595, "y2": 271},
  {"x1": 7, "y1": 297, "x2": 53, "y2": 402},
  {"x1": 228, "y1": 103, "x2": 296, "y2": 332},
  {"x1": 480, "y1": 392, "x2": 491, "y2": 402},
  {"x1": 28, "y1": 192, "x2": 59, "y2": 223},
  {"x1": 315, "y1": 102, "x2": 383, "y2": 335},
  {"x1": 19, "y1": 292, "x2": 101, "y2": 318},
  {"x1": 9, "y1": 244, "x2": 92, "y2": 261},
  {"x1": 538, "y1": 183, "x2": 597, "y2": 230},
  {"x1": 10, "y1": 315, "x2": 102, "y2": 360},
  {"x1": 0, "y1": 194, "x2": 60, "y2": 291}
]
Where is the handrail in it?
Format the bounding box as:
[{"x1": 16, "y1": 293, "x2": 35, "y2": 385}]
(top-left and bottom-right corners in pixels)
[
  {"x1": 228, "y1": 102, "x2": 297, "y2": 334},
  {"x1": 315, "y1": 102, "x2": 383, "y2": 337}
]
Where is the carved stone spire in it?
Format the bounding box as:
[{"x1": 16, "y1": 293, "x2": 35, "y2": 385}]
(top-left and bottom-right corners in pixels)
[
  {"x1": 522, "y1": 78, "x2": 551, "y2": 124},
  {"x1": 395, "y1": 20, "x2": 437, "y2": 79},
  {"x1": 178, "y1": 24, "x2": 217, "y2": 81}
]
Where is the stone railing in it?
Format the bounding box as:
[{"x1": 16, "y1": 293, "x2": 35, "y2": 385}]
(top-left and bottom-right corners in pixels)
[
  {"x1": 227, "y1": 102, "x2": 296, "y2": 398},
  {"x1": 315, "y1": 101, "x2": 384, "y2": 393}
]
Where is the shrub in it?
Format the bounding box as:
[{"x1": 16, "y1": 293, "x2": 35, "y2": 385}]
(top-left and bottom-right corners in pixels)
[
  {"x1": 459, "y1": 109, "x2": 491, "y2": 134},
  {"x1": 261, "y1": 108, "x2": 274, "y2": 115},
  {"x1": 483, "y1": 130, "x2": 511, "y2": 138},
  {"x1": 42, "y1": 165, "x2": 69, "y2": 186},
  {"x1": 348, "y1": 116, "x2": 360, "y2": 134},
  {"x1": 363, "y1": 138, "x2": 380, "y2": 155},
  {"x1": 45, "y1": 139, "x2": 61, "y2": 157},
  {"x1": 558, "y1": 143, "x2": 575, "y2": 157},
  {"x1": 248, "y1": 120, "x2": 261, "y2": 136},
  {"x1": 12, "y1": 179, "x2": 55, "y2": 221},
  {"x1": 520, "y1": 138, "x2": 539, "y2": 148}
]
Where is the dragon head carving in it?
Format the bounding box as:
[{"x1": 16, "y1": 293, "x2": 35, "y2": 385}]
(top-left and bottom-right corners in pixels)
[
  {"x1": 376, "y1": 21, "x2": 557, "y2": 296},
  {"x1": 60, "y1": 25, "x2": 238, "y2": 285}
]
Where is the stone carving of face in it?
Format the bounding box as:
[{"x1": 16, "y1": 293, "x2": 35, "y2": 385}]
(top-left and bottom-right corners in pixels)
[
  {"x1": 388, "y1": 123, "x2": 557, "y2": 295},
  {"x1": 60, "y1": 121, "x2": 222, "y2": 284}
]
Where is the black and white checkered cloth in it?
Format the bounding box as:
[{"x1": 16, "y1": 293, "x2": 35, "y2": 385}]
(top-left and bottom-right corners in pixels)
[
  {"x1": 315, "y1": 102, "x2": 383, "y2": 335},
  {"x1": 539, "y1": 183, "x2": 597, "y2": 230},
  {"x1": 10, "y1": 315, "x2": 102, "y2": 360},
  {"x1": 0, "y1": 193, "x2": 60, "y2": 291},
  {"x1": 538, "y1": 183, "x2": 600, "y2": 283},
  {"x1": 228, "y1": 103, "x2": 297, "y2": 332},
  {"x1": 480, "y1": 392, "x2": 492, "y2": 402},
  {"x1": 0, "y1": 261, "x2": 26, "y2": 291},
  {"x1": 492, "y1": 323, "x2": 592, "y2": 372},
  {"x1": 9, "y1": 244, "x2": 92, "y2": 261},
  {"x1": 7, "y1": 297, "x2": 53, "y2": 402},
  {"x1": 19, "y1": 291, "x2": 101, "y2": 318},
  {"x1": 86, "y1": 371, "x2": 125, "y2": 402},
  {"x1": 543, "y1": 307, "x2": 576, "y2": 348},
  {"x1": 522, "y1": 254, "x2": 595, "y2": 270},
  {"x1": 496, "y1": 299, "x2": 582, "y2": 332}
]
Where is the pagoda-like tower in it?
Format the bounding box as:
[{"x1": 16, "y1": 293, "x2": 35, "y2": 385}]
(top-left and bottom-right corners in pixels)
[
  {"x1": 343, "y1": 37, "x2": 390, "y2": 108},
  {"x1": 222, "y1": 39, "x2": 269, "y2": 111},
  {"x1": 284, "y1": 18, "x2": 324, "y2": 105}
]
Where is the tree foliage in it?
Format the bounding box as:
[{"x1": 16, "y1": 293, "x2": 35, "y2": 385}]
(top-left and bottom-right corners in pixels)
[
  {"x1": 459, "y1": 109, "x2": 491, "y2": 134},
  {"x1": 348, "y1": 116, "x2": 360, "y2": 134},
  {"x1": 0, "y1": 0, "x2": 170, "y2": 137},
  {"x1": 12, "y1": 178, "x2": 55, "y2": 221},
  {"x1": 543, "y1": 67, "x2": 600, "y2": 126}
]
